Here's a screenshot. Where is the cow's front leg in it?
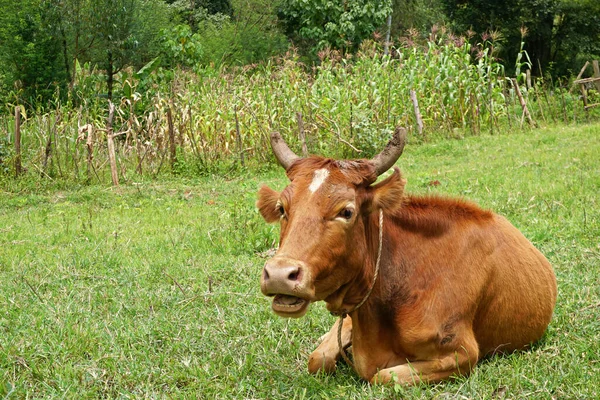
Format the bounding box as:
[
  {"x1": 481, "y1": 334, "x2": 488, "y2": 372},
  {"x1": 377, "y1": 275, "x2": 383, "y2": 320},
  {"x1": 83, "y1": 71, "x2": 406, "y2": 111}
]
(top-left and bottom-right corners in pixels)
[
  {"x1": 371, "y1": 336, "x2": 479, "y2": 385},
  {"x1": 308, "y1": 317, "x2": 352, "y2": 374}
]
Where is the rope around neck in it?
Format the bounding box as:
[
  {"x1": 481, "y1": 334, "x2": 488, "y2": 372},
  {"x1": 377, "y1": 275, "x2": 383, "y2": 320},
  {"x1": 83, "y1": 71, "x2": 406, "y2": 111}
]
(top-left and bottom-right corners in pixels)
[{"x1": 335, "y1": 208, "x2": 383, "y2": 369}]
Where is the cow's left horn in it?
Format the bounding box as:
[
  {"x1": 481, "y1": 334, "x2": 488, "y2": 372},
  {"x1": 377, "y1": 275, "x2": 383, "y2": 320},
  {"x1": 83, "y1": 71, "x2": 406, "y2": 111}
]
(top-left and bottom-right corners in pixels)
[
  {"x1": 270, "y1": 131, "x2": 301, "y2": 170},
  {"x1": 370, "y1": 126, "x2": 407, "y2": 176}
]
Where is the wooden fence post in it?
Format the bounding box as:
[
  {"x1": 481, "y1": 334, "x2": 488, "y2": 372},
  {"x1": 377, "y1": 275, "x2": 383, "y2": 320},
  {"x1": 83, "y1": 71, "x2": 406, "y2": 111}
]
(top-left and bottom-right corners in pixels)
[
  {"x1": 106, "y1": 102, "x2": 119, "y2": 186},
  {"x1": 575, "y1": 61, "x2": 590, "y2": 82},
  {"x1": 409, "y1": 89, "x2": 424, "y2": 138},
  {"x1": 296, "y1": 111, "x2": 308, "y2": 157},
  {"x1": 167, "y1": 101, "x2": 176, "y2": 171},
  {"x1": 85, "y1": 124, "x2": 94, "y2": 181},
  {"x1": 42, "y1": 115, "x2": 55, "y2": 174},
  {"x1": 489, "y1": 79, "x2": 495, "y2": 135},
  {"x1": 511, "y1": 79, "x2": 536, "y2": 127},
  {"x1": 573, "y1": 61, "x2": 600, "y2": 112},
  {"x1": 234, "y1": 105, "x2": 245, "y2": 167},
  {"x1": 14, "y1": 106, "x2": 22, "y2": 176},
  {"x1": 593, "y1": 60, "x2": 600, "y2": 92},
  {"x1": 502, "y1": 79, "x2": 512, "y2": 130}
]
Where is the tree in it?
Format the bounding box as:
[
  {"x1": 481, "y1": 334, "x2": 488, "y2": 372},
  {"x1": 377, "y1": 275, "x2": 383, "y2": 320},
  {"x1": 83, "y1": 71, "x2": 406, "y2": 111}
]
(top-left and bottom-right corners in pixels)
[
  {"x1": 389, "y1": 0, "x2": 446, "y2": 34},
  {"x1": 52, "y1": 0, "x2": 97, "y2": 86},
  {"x1": 440, "y1": 0, "x2": 600, "y2": 77},
  {"x1": 278, "y1": 0, "x2": 392, "y2": 56},
  {"x1": 91, "y1": 0, "x2": 172, "y2": 99},
  {"x1": 0, "y1": 0, "x2": 174, "y2": 105},
  {"x1": 441, "y1": 0, "x2": 549, "y2": 73},
  {"x1": 161, "y1": 0, "x2": 288, "y2": 68},
  {"x1": 201, "y1": 0, "x2": 288, "y2": 65},
  {"x1": 0, "y1": 0, "x2": 67, "y2": 105},
  {"x1": 551, "y1": 0, "x2": 600, "y2": 76},
  {"x1": 91, "y1": 0, "x2": 136, "y2": 99}
]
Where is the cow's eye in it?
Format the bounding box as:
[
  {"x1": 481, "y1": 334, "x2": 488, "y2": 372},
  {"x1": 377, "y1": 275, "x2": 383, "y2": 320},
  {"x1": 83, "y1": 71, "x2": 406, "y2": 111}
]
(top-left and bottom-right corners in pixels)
[
  {"x1": 339, "y1": 208, "x2": 354, "y2": 220},
  {"x1": 276, "y1": 201, "x2": 286, "y2": 217}
]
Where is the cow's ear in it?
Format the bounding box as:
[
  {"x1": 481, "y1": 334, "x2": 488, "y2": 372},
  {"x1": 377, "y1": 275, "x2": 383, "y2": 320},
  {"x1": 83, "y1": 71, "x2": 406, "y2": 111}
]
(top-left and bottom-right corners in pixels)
[
  {"x1": 369, "y1": 167, "x2": 406, "y2": 213},
  {"x1": 257, "y1": 185, "x2": 281, "y2": 223}
]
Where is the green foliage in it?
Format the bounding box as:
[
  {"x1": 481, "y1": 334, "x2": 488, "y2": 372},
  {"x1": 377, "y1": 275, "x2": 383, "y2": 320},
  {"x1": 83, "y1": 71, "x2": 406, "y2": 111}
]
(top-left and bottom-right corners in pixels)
[
  {"x1": 551, "y1": 0, "x2": 600, "y2": 76},
  {"x1": 440, "y1": 0, "x2": 600, "y2": 77},
  {"x1": 390, "y1": 0, "x2": 446, "y2": 33},
  {"x1": 0, "y1": 0, "x2": 598, "y2": 109},
  {"x1": 0, "y1": 0, "x2": 67, "y2": 105},
  {"x1": 279, "y1": 0, "x2": 392, "y2": 55},
  {"x1": 161, "y1": 0, "x2": 288, "y2": 68},
  {"x1": 3, "y1": 32, "x2": 597, "y2": 184},
  {"x1": 70, "y1": 60, "x2": 107, "y2": 108},
  {"x1": 166, "y1": 0, "x2": 233, "y2": 29},
  {"x1": 0, "y1": 0, "x2": 290, "y2": 107},
  {"x1": 161, "y1": 24, "x2": 205, "y2": 68},
  {"x1": 514, "y1": 36, "x2": 532, "y2": 85},
  {"x1": 196, "y1": 18, "x2": 289, "y2": 66},
  {"x1": 90, "y1": 0, "x2": 173, "y2": 98},
  {"x1": 0, "y1": 0, "x2": 173, "y2": 105}
]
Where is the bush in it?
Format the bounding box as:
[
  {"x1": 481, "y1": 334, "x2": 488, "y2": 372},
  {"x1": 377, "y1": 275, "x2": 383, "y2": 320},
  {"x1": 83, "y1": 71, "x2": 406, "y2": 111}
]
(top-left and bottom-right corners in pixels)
[
  {"x1": 278, "y1": 0, "x2": 392, "y2": 57},
  {"x1": 197, "y1": 19, "x2": 288, "y2": 66},
  {"x1": 160, "y1": 24, "x2": 205, "y2": 68}
]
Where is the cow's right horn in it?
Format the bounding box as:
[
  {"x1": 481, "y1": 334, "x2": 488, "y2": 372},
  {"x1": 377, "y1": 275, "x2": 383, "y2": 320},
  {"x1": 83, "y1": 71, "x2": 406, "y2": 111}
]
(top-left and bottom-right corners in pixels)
[
  {"x1": 270, "y1": 131, "x2": 301, "y2": 170},
  {"x1": 370, "y1": 126, "x2": 407, "y2": 176}
]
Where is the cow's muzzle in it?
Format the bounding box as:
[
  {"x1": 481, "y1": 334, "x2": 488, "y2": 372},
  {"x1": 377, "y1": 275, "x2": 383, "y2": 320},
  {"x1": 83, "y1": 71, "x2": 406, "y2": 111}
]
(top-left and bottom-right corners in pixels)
[{"x1": 261, "y1": 257, "x2": 313, "y2": 318}]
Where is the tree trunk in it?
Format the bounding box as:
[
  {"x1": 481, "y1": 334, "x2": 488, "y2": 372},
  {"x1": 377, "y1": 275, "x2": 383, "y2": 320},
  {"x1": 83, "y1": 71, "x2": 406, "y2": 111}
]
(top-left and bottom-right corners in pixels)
[
  {"x1": 189, "y1": 0, "x2": 195, "y2": 29},
  {"x1": 107, "y1": 102, "x2": 119, "y2": 186},
  {"x1": 107, "y1": 50, "x2": 114, "y2": 100},
  {"x1": 167, "y1": 102, "x2": 177, "y2": 171},
  {"x1": 71, "y1": 25, "x2": 79, "y2": 88},
  {"x1": 234, "y1": 105, "x2": 245, "y2": 167},
  {"x1": 14, "y1": 106, "x2": 22, "y2": 176},
  {"x1": 60, "y1": 25, "x2": 70, "y2": 84},
  {"x1": 511, "y1": 79, "x2": 535, "y2": 127}
]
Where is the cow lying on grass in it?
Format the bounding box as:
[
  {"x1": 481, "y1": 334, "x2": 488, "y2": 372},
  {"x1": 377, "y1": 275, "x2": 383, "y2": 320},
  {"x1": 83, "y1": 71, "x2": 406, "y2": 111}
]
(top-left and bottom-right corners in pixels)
[{"x1": 257, "y1": 128, "x2": 557, "y2": 385}]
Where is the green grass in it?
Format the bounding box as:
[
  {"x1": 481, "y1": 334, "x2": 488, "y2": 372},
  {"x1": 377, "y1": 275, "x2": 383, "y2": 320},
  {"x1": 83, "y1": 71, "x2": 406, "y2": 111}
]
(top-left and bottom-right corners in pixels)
[{"x1": 1, "y1": 123, "x2": 599, "y2": 398}]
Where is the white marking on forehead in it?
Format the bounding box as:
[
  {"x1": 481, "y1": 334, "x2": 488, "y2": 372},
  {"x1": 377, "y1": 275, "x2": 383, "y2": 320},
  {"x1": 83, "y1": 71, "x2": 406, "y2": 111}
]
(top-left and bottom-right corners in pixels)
[{"x1": 309, "y1": 169, "x2": 329, "y2": 193}]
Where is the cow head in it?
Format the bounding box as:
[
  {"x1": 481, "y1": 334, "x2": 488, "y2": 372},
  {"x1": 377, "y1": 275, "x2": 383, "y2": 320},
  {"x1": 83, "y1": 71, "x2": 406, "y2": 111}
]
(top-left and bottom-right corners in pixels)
[{"x1": 257, "y1": 128, "x2": 407, "y2": 318}]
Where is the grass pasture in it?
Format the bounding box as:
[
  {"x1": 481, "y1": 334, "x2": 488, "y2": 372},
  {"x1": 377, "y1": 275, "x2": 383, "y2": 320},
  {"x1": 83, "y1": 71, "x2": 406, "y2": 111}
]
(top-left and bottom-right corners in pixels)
[{"x1": 1, "y1": 123, "x2": 599, "y2": 398}]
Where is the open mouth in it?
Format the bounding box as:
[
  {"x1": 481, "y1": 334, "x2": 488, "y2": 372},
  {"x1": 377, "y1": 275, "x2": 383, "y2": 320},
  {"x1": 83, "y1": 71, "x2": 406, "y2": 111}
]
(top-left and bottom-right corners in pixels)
[{"x1": 272, "y1": 294, "x2": 310, "y2": 317}]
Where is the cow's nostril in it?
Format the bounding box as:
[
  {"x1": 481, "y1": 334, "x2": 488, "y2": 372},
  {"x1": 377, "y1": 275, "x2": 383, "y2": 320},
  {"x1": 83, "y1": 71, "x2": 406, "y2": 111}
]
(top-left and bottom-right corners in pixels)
[
  {"x1": 288, "y1": 269, "x2": 300, "y2": 282},
  {"x1": 263, "y1": 268, "x2": 270, "y2": 281}
]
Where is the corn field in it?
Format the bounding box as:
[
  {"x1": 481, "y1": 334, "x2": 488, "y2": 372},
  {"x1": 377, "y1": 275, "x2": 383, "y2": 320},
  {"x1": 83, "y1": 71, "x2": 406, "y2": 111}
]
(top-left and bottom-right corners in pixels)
[{"x1": 0, "y1": 33, "x2": 594, "y2": 183}]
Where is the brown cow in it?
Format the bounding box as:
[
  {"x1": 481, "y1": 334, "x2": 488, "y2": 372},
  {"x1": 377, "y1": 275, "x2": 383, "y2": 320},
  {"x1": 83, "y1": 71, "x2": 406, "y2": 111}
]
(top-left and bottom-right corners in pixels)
[{"x1": 257, "y1": 128, "x2": 557, "y2": 385}]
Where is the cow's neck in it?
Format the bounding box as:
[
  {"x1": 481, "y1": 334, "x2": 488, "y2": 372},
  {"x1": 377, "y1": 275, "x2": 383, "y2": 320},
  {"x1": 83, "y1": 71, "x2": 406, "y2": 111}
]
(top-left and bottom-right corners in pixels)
[{"x1": 325, "y1": 211, "x2": 384, "y2": 315}]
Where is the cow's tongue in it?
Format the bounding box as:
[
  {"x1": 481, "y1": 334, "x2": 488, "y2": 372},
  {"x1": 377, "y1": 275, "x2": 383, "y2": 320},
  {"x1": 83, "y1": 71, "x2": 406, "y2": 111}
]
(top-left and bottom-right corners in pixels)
[
  {"x1": 273, "y1": 294, "x2": 304, "y2": 306},
  {"x1": 271, "y1": 294, "x2": 310, "y2": 317}
]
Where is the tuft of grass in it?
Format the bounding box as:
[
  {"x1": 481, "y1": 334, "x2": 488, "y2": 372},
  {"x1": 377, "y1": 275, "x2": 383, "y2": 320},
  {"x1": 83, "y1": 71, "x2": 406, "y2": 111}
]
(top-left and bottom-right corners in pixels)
[{"x1": 1, "y1": 123, "x2": 599, "y2": 398}]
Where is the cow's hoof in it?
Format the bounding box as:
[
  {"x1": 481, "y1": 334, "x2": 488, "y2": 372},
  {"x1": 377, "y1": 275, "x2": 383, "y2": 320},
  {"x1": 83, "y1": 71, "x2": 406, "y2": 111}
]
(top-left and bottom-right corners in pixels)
[
  {"x1": 370, "y1": 370, "x2": 393, "y2": 385},
  {"x1": 308, "y1": 352, "x2": 337, "y2": 374}
]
